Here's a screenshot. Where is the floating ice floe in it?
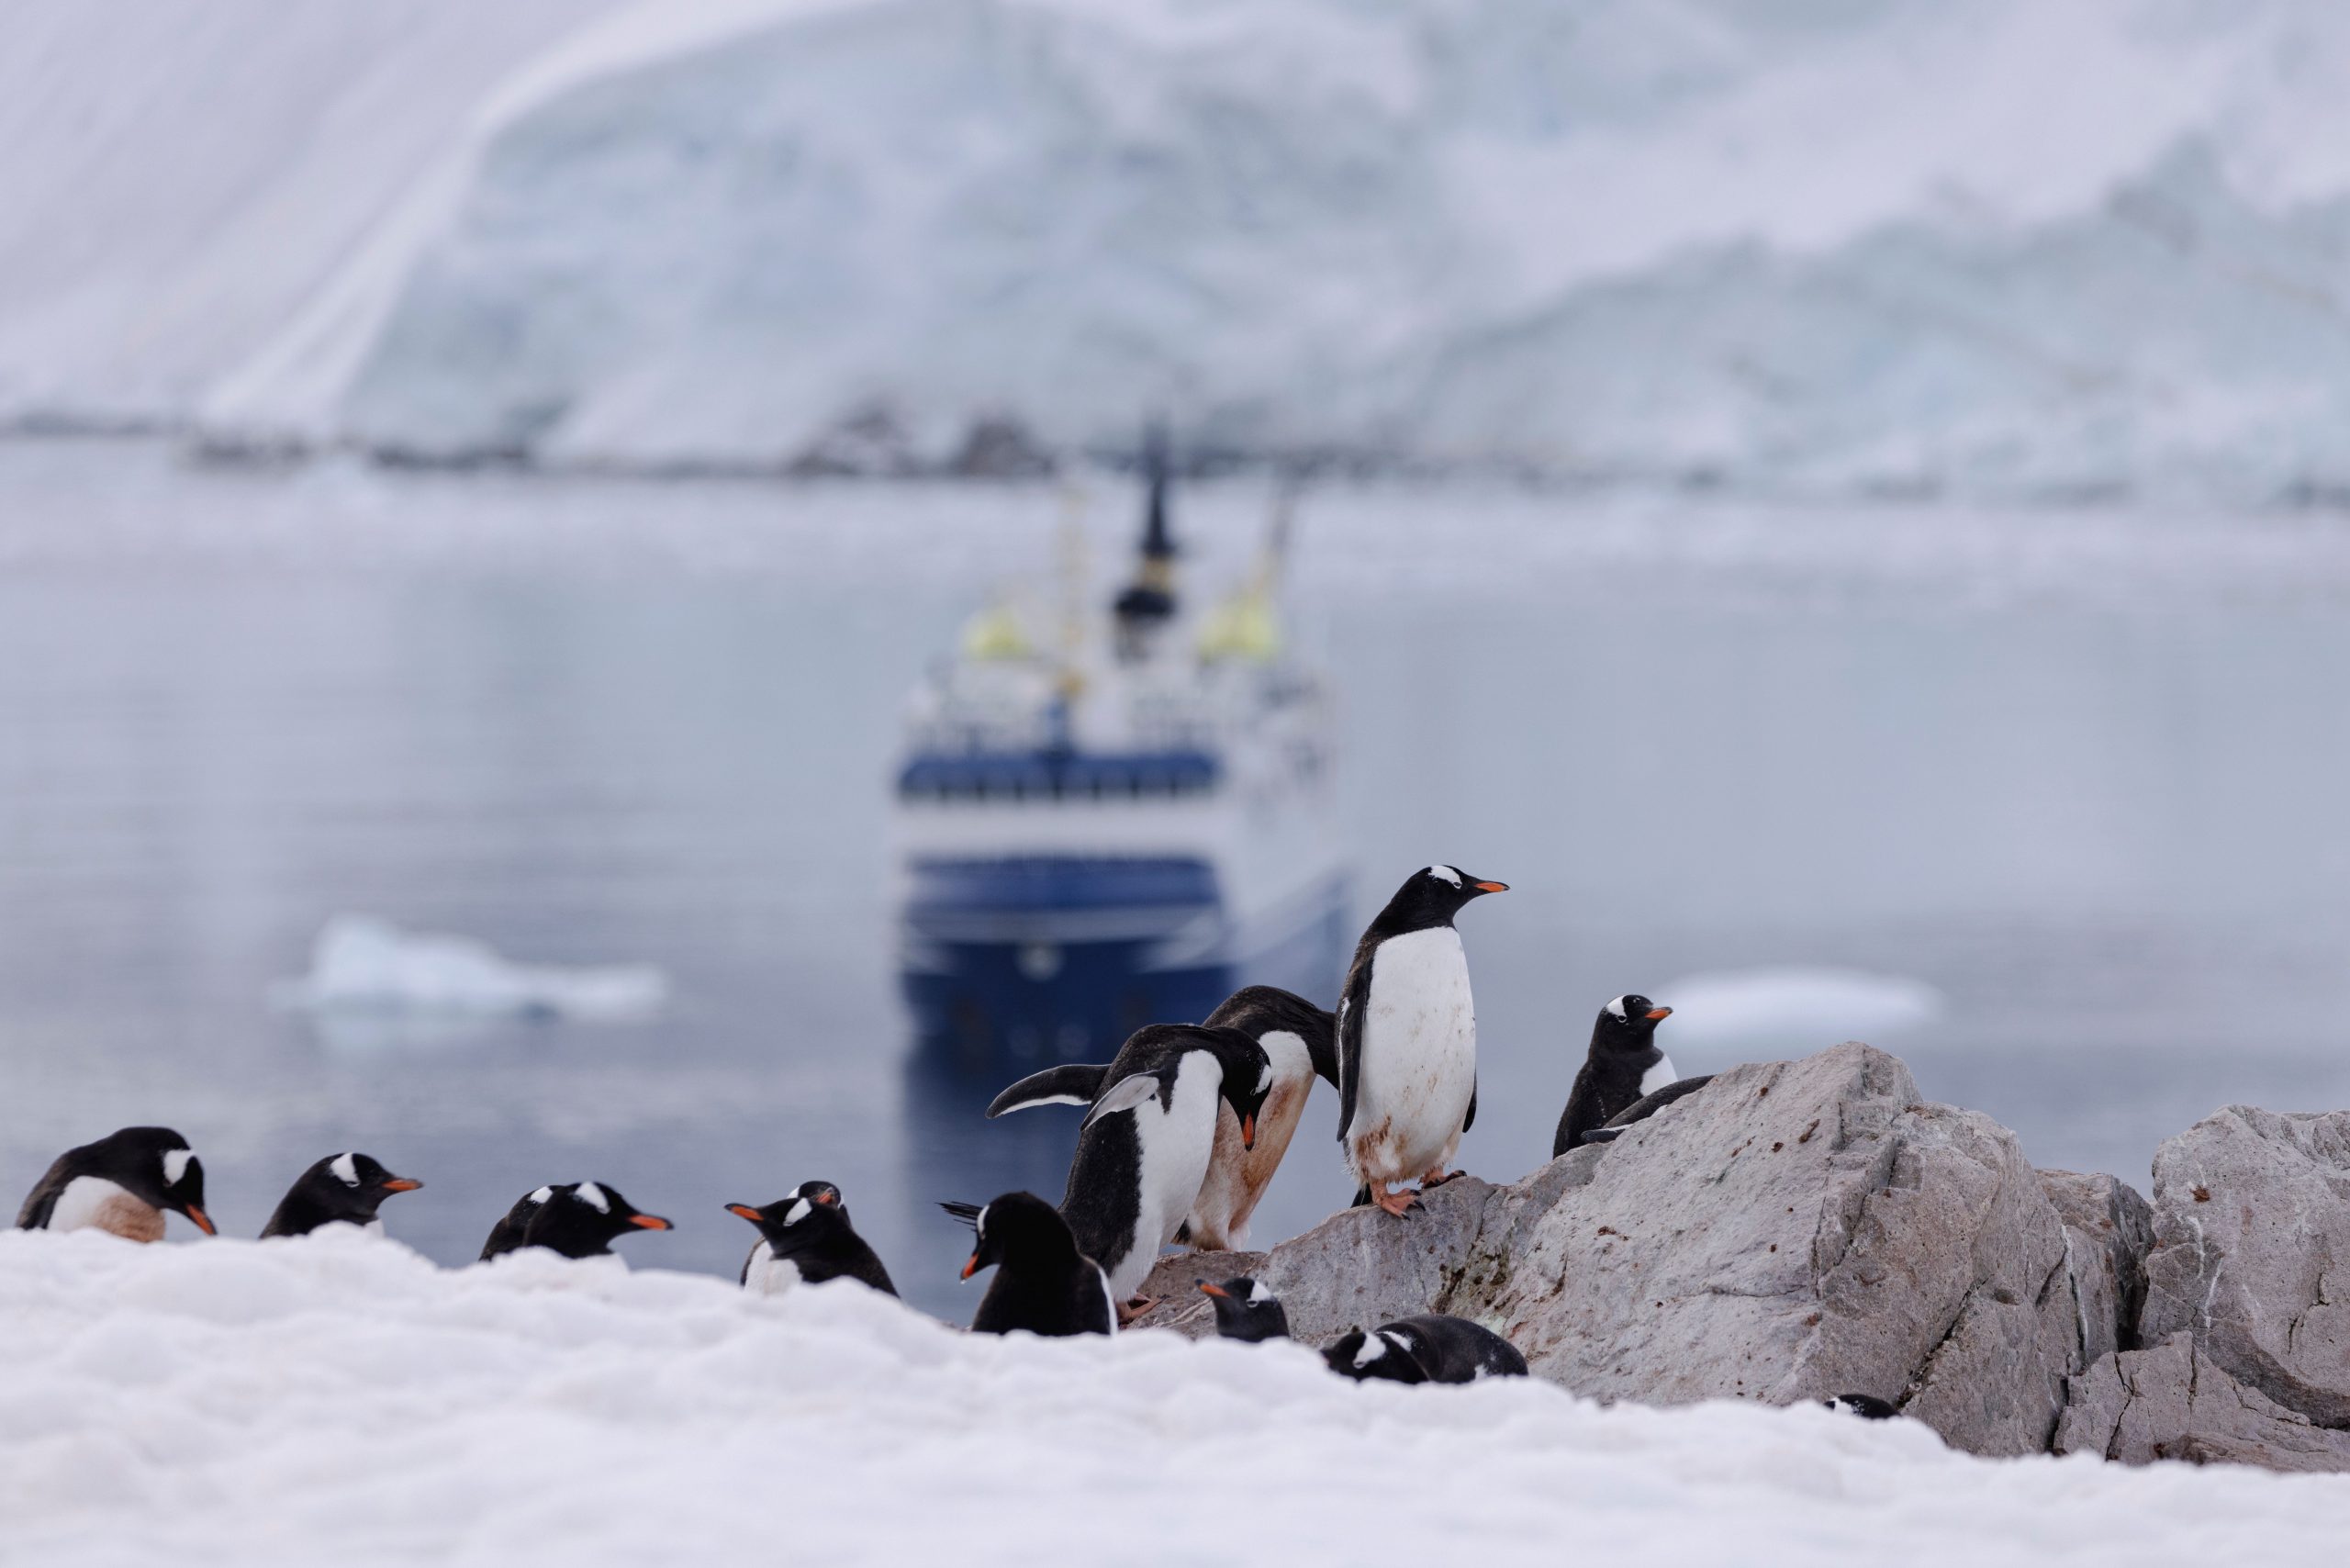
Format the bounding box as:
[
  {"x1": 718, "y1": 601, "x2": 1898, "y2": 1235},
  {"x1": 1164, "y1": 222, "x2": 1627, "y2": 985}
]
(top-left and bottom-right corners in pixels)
[
  {"x1": 1, "y1": 1227, "x2": 2341, "y2": 1566},
  {"x1": 271, "y1": 914, "x2": 667, "y2": 1022},
  {"x1": 1660, "y1": 966, "x2": 1948, "y2": 1047}
]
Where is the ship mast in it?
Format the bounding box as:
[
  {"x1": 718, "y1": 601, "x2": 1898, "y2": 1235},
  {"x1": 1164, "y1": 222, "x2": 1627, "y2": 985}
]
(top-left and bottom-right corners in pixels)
[{"x1": 1112, "y1": 427, "x2": 1177, "y2": 660}]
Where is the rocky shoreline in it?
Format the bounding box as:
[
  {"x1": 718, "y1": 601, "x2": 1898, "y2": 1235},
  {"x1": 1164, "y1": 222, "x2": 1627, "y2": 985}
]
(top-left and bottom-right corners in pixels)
[{"x1": 1134, "y1": 1042, "x2": 2350, "y2": 1473}]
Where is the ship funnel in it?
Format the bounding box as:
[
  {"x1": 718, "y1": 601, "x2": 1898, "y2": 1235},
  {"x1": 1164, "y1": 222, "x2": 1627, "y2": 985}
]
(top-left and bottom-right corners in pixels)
[{"x1": 1113, "y1": 425, "x2": 1178, "y2": 658}]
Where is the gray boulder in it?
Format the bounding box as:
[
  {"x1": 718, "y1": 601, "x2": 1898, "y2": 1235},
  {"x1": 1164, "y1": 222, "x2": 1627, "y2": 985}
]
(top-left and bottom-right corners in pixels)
[
  {"x1": 2139, "y1": 1107, "x2": 2350, "y2": 1428},
  {"x1": 2055, "y1": 1333, "x2": 2350, "y2": 1472},
  {"x1": 2038, "y1": 1169, "x2": 2154, "y2": 1364}
]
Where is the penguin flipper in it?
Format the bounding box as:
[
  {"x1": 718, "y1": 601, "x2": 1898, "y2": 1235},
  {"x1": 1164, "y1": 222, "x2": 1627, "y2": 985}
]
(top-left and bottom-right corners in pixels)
[
  {"x1": 987, "y1": 1064, "x2": 1111, "y2": 1118},
  {"x1": 1080, "y1": 1072, "x2": 1164, "y2": 1130},
  {"x1": 1601, "y1": 1075, "x2": 1717, "y2": 1132},
  {"x1": 1463, "y1": 1076, "x2": 1477, "y2": 1133},
  {"x1": 1577, "y1": 1126, "x2": 1624, "y2": 1145},
  {"x1": 1335, "y1": 961, "x2": 1372, "y2": 1141}
]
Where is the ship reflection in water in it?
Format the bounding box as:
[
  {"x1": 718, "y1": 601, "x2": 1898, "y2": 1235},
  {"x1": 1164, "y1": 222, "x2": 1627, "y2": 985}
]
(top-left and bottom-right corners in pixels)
[{"x1": 893, "y1": 436, "x2": 1348, "y2": 1083}]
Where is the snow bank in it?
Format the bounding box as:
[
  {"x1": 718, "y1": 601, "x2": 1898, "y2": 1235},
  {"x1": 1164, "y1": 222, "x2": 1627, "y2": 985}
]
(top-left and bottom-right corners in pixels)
[
  {"x1": 272, "y1": 914, "x2": 667, "y2": 1023},
  {"x1": 1660, "y1": 966, "x2": 1948, "y2": 1047},
  {"x1": 0, "y1": 1228, "x2": 2341, "y2": 1566},
  {"x1": 196, "y1": 0, "x2": 2350, "y2": 500}
]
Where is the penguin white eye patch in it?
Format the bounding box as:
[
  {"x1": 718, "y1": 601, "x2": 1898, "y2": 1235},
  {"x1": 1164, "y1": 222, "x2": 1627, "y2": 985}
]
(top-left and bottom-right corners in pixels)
[
  {"x1": 1426, "y1": 864, "x2": 1461, "y2": 886},
  {"x1": 1248, "y1": 1281, "x2": 1274, "y2": 1305},
  {"x1": 574, "y1": 1182, "x2": 610, "y2": 1213},
  {"x1": 782, "y1": 1197, "x2": 812, "y2": 1226},
  {"x1": 330, "y1": 1153, "x2": 361, "y2": 1186},
  {"x1": 1606, "y1": 995, "x2": 1628, "y2": 1020},
  {"x1": 162, "y1": 1148, "x2": 193, "y2": 1186}
]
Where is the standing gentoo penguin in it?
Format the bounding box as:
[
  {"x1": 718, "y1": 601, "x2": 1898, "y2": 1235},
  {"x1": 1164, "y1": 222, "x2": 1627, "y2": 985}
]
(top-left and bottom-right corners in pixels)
[
  {"x1": 1323, "y1": 1316, "x2": 1528, "y2": 1383},
  {"x1": 1048, "y1": 1024, "x2": 1272, "y2": 1315},
  {"x1": 942, "y1": 1193, "x2": 1114, "y2": 1337},
  {"x1": 1552, "y1": 994, "x2": 1698, "y2": 1155},
  {"x1": 16, "y1": 1126, "x2": 216, "y2": 1239},
  {"x1": 989, "y1": 985, "x2": 1336, "y2": 1251},
  {"x1": 1196, "y1": 1276, "x2": 1292, "y2": 1343},
  {"x1": 479, "y1": 1182, "x2": 672, "y2": 1260},
  {"x1": 260, "y1": 1152, "x2": 422, "y2": 1238},
  {"x1": 1337, "y1": 866, "x2": 1507, "y2": 1215},
  {"x1": 725, "y1": 1181, "x2": 897, "y2": 1297}
]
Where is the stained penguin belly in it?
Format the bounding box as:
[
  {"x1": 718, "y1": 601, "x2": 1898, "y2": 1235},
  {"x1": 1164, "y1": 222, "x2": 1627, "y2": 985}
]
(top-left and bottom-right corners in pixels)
[
  {"x1": 47, "y1": 1176, "x2": 166, "y2": 1242},
  {"x1": 1185, "y1": 1032, "x2": 1317, "y2": 1250},
  {"x1": 1350, "y1": 929, "x2": 1477, "y2": 1185}
]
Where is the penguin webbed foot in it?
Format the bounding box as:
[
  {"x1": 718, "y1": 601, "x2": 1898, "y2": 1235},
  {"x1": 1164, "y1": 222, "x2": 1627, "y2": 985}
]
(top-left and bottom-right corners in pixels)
[
  {"x1": 1116, "y1": 1295, "x2": 1158, "y2": 1326},
  {"x1": 1371, "y1": 1187, "x2": 1418, "y2": 1217},
  {"x1": 1418, "y1": 1168, "x2": 1465, "y2": 1188}
]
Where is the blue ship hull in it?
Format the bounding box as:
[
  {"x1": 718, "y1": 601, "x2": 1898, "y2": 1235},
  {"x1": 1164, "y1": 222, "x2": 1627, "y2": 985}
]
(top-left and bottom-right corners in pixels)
[{"x1": 900, "y1": 855, "x2": 1348, "y2": 1070}]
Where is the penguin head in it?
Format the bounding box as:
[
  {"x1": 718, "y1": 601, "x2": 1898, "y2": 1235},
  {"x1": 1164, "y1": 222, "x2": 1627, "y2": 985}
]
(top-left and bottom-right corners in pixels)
[
  {"x1": 288, "y1": 1151, "x2": 422, "y2": 1228},
  {"x1": 1197, "y1": 1028, "x2": 1275, "y2": 1149},
  {"x1": 1381, "y1": 865, "x2": 1508, "y2": 928},
  {"x1": 1822, "y1": 1394, "x2": 1900, "y2": 1420},
  {"x1": 1323, "y1": 1327, "x2": 1429, "y2": 1383},
  {"x1": 1595, "y1": 993, "x2": 1673, "y2": 1052},
  {"x1": 1197, "y1": 1276, "x2": 1291, "y2": 1343},
  {"x1": 726, "y1": 1181, "x2": 851, "y2": 1255},
  {"x1": 945, "y1": 1191, "x2": 1073, "y2": 1280},
  {"x1": 83, "y1": 1127, "x2": 216, "y2": 1235},
  {"x1": 517, "y1": 1181, "x2": 673, "y2": 1259}
]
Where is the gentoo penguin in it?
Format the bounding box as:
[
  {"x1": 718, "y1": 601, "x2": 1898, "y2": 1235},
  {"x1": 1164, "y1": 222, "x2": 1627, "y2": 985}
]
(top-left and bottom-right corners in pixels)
[
  {"x1": 1051, "y1": 1024, "x2": 1272, "y2": 1314},
  {"x1": 1323, "y1": 1315, "x2": 1528, "y2": 1384},
  {"x1": 1822, "y1": 1394, "x2": 1901, "y2": 1420},
  {"x1": 481, "y1": 1182, "x2": 672, "y2": 1260},
  {"x1": 260, "y1": 1152, "x2": 423, "y2": 1238},
  {"x1": 1196, "y1": 1275, "x2": 1291, "y2": 1343},
  {"x1": 1337, "y1": 865, "x2": 1507, "y2": 1215},
  {"x1": 725, "y1": 1181, "x2": 897, "y2": 1297},
  {"x1": 989, "y1": 985, "x2": 1336, "y2": 1251},
  {"x1": 16, "y1": 1126, "x2": 216, "y2": 1240},
  {"x1": 942, "y1": 1193, "x2": 1114, "y2": 1337},
  {"x1": 1552, "y1": 994, "x2": 1696, "y2": 1156}
]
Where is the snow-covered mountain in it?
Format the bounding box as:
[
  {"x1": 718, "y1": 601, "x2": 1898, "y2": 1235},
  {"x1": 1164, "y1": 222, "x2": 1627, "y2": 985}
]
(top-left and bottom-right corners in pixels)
[{"x1": 21, "y1": 1, "x2": 2350, "y2": 499}]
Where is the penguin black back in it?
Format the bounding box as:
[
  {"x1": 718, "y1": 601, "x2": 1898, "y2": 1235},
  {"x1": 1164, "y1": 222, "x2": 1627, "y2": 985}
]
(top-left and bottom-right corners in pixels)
[
  {"x1": 726, "y1": 1180, "x2": 897, "y2": 1295},
  {"x1": 261, "y1": 1152, "x2": 423, "y2": 1239},
  {"x1": 1325, "y1": 1315, "x2": 1528, "y2": 1384},
  {"x1": 16, "y1": 1126, "x2": 216, "y2": 1239},
  {"x1": 1553, "y1": 994, "x2": 1681, "y2": 1156},
  {"x1": 944, "y1": 1193, "x2": 1113, "y2": 1337},
  {"x1": 1197, "y1": 1275, "x2": 1291, "y2": 1343}
]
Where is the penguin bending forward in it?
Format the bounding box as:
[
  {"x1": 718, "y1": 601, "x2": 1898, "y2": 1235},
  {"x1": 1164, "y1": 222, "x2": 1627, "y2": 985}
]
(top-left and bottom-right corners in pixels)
[
  {"x1": 943, "y1": 1193, "x2": 1114, "y2": 1337},
  {"x1": 16, "y1": 1126, "x2": 216, "y2": 1240},
  {"x1": 1324, "y1": 1316, "x2": 1528, "y2": 1384},
  {"x1": 1337, "y1": 866, "x2": 1506, "y2": 1215},
  {"x1": 725, "y1": 1180, "x2": 897, "y2": 1297},
  {"x1": 1052, "y1": 1025, "x2": 1273, "y2": 1314},
  {"x1": 989, "y1": 985, "x2": 1335, "y2": 1251},
  {"x1": 261, "y1": 1152, "x2": 422, "y2": 1238},
  {"x1": 1553, "y1": 994, "x2": 1713, "y2": 1155}
]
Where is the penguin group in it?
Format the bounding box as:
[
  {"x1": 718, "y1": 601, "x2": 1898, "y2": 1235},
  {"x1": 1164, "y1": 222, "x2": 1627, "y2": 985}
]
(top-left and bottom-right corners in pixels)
[{"x1": 13, "y1": 863, "x2": 1762, "y2": 1401}]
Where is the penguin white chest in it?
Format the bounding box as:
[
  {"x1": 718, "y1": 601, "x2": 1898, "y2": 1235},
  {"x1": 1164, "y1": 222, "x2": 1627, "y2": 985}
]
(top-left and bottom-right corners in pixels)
[
  {"x1": 1123, "y1": 1056, "x2": 1222, "y2": 1292},
  {"x1": 1640, "y1": 1053, "x2": 1681, "y2": 1097},
  {"x1": 48, "y1": 1177, "x2": 165, "y2": 1242},
  {"x1": 744, "y1": 1241, "x2": 800, "y2": 1297},
  {"x1": 1354, "y1": 927, "x2": 1477, "y2": 1180}
]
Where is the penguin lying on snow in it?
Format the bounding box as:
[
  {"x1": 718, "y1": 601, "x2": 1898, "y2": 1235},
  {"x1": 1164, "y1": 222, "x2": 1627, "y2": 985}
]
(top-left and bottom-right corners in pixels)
[
  {"x1": 726, "y1": 1181, "x2": 896, "y2": 1297},
  {"x1": 1822, "y1": 1394, "x2": 1901, "y2": 1420},
  {"x1": 1337, "y1": 866, "x2": 1507, "y2": 1215},
  {"x1": 261, "y1": 1152, "x2": 422, "y2": 1238},
  {"x1": 990, "y1": 985, "x2": 1335, "y2": 1250},
  {"x1": 943, "y1": 1192, "x2": 1114, "y2": 1337},
  {"x1": 479, "y1": 1182, "x2": 673, "y2": 1260},
  {"x1": 1325, "y1": 1316, "x2": 1528, "y2": 1384},
  {"x1": 1196, "y1": 1275, "x2": 1291, "y2": 1343},
  {"x1": 1035, "y1": 1024, "x2": 1273, "y2": 1316},
  {"x1": 16, "y1": 1126, "x2": 216, "y2": 1239},
  {"x1": 1553, "y1": 994, "x2": 1714, "y2": 1154}
]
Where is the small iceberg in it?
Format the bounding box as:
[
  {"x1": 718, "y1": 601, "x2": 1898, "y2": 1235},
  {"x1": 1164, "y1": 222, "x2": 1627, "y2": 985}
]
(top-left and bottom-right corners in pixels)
[
  {"x1": 273, "y1": 915, "x2": 668, "y2": 1023},
  {"x1": 1659, "y1": 967, "x2": 1947, "y2": 1047}
]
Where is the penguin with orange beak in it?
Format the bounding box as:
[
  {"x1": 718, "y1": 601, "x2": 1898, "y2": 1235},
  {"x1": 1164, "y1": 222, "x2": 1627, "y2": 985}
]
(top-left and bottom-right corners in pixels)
[
  {"x1": 1047, "y1": 1024, "x2": 1272, "y2": 1320},
  {"x1": 725, "y1": 1180, "x2": 896, "y2": 1297},
  {"x1": 1553, "y1": 994, "x2": 1695, "y2": 1154},
  {"x1": 502, "y1": 1182, "x2": 673, "y2": 1260},
  {"x1": 260, "y1": 1151, "x2": 423, "y2": 1238},
  {"x1": 15, "y1": 1126, "x2": 216, "y2": 1240}
]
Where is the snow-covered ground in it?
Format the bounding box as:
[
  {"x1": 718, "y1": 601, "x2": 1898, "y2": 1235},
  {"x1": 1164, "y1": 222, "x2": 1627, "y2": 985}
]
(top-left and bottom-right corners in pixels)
[{"x1": 2, "y1": 1228, "x2": 2343, "y2": 1566}]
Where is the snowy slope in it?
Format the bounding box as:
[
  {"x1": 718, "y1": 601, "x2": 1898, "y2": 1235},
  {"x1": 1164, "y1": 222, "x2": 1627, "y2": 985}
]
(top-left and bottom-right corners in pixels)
[
  {"x1": 0, "y1": 0, "x2": 633, "y2": 428},
  {"x1": 189, "y1": 0, "x2": 2350, "y2": 498},
  {"x1": 3, "y1": 1228, "x2": 2344, "y2": 1567}
]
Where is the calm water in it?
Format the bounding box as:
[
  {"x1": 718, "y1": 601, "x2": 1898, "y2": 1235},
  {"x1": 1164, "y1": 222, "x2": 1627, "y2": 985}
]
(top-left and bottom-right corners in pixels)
[{"x1": 5, "y1": 442, "x2": 2349, "y2": 1318}]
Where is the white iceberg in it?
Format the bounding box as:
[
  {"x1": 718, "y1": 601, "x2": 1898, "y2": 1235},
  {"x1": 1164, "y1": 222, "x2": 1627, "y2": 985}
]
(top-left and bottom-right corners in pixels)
[
  {"x1": 1660, "y1": 966, "x2": 1948, "y2": 1048},
  {"x1": 2, "y1": 1226, "x2": 2342, "y2": 1566},
  {"x1": 272, "y1": 913, "x2": 667, "y2": 1022}
]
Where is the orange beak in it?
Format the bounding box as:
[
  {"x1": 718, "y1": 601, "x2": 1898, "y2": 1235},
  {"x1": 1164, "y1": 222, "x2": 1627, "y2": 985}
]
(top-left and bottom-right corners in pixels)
[
  {"x1": 1197, "y1": 1280, "x2": 1232, "y2": 1300},
  {"x1": 726, "y1": 1204, "x2": 763, "y2": 1222},
  {"x1": 183, "y1": 1205, "x2": 217, "y2": 1236},
  {"x1": 960, "y1": 1252, "x2": 981, "y2": 1281},
  {"x1": 629, "y1": 1214, "x2": 673, "y2": 1230},
  {"x1": 1645, "y1": 1005, "x2": 1673, "y2": 1021},
  {"x1": 381, "y1": 1178, "x2": 423, "y2": 1193},
  {"x1": 1474, "y1": 880, "x2": 1508, "y2": 893},
  {"x1": 1239, "y1": 1113, "x2": 1258, "y2": 1150}
]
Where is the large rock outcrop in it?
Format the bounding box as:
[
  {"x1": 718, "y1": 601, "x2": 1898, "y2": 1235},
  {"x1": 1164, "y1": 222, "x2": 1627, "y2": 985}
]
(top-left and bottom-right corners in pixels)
[
  {"x1": 2137, "y1": 1106, "x2": 2350, "y2": 1429},
  {"x1": 2054, "y1": 1334, "x2": 2350, "y2": 1472},
  {"x1": 1141, "y1": 1043, "x2": 2136, "y2": 1458}
]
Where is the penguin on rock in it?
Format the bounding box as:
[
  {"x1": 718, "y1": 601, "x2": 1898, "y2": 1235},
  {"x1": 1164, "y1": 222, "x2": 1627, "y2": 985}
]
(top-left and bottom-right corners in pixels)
[
  {"x1": 16, "y1": 1126, "x2": 216, "y2": 1240},
  {"x1": 1337, "y1": 865, "x2": 1507, "y2": 1215},
  {"x1": 1553, "y1": 994, "x2": 1714, "y2": 1154},
  {"x1": 725, "y1": 1180, "x2": 897, "y2": 1297},
  {"x1": 260, "y1": 1152, "x2": 422, "y2": 1238}
]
